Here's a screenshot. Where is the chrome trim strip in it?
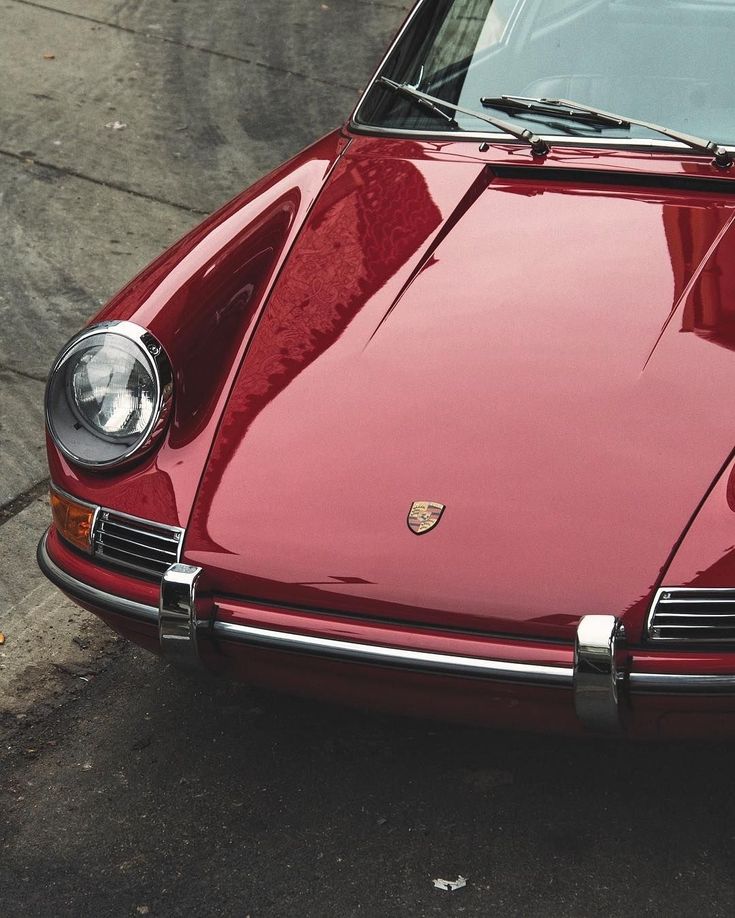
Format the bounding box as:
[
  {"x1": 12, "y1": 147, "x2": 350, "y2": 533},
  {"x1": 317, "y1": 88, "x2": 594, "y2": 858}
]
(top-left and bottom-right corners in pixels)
[
  {"x1": 348, "y1": 123, "x2": 735, "y2": 154},
  {"x1": 37, "y1": 529, "x2": 159, "y2": 624},
  {"x1": 159, "y1": 563, "x2": 203, "y2": 667},
  {"x1": 212, "y1": 621, "x2": 573, "y2": 685},
  {"x1": 35, "y1": 536, "x2": 735, "y2": 700},
  {"x1": 574, "y1": 616, "x2": 623, "y2": 732}
]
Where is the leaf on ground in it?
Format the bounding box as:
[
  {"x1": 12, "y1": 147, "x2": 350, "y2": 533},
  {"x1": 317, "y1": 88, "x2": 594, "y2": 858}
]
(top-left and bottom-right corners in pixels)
[{"x1": 433, "y1": 876, "x2": 467, "y2": 891}]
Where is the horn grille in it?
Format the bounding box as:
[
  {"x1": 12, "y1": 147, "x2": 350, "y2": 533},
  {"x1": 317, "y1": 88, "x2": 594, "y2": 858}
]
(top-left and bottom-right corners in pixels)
[
  {"x1": 92, "y1": 509, "x2": 183, "y2": 579},
  {"x1": 648, "y1": 588, "x2": 735, "y2": 643}
]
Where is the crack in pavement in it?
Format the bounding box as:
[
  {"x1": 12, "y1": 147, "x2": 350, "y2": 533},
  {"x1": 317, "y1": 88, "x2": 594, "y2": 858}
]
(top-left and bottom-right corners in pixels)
[
  {"x1": 0, "y1": 148, "x2": 210, "y2": 216},
  {"x1": 9, "y1": 0, "x2": 362, "y2": 92},
  {"x1": 0, "y1": 480, "x2": 50, "y2": 528},
  {"x1": 0, "y1": 364, "x2": 48, "y2": 384}
]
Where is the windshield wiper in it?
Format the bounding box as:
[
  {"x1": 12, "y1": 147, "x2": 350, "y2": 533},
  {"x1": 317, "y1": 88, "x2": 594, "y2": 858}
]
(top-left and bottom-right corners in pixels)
[
  {"x1": 481, "y1": 95, "x2": 733, "y2": 169},
  {"x1": 378, "y1": 77, "x2": 550, "y2": 156},
  {"x1": 380, "y1": 76, "x2": 458, "y2": 128},
  {"x1": 481, "y1": 95, "x2": 627, "y2": 127}
]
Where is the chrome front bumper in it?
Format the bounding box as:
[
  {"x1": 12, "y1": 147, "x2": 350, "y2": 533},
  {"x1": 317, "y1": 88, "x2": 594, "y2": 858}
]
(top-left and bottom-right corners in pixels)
[{"x1": 37, "y1": 531, "x2": 735, "y2": 733}]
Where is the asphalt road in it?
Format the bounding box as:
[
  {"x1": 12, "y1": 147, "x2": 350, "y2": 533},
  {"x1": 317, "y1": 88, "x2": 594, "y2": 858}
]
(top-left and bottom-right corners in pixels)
[{"x1": 3, "y1": 2, "x2": 735, "y2": 916}]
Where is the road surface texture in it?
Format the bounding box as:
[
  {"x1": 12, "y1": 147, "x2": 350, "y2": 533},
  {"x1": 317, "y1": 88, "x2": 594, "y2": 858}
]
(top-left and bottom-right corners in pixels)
[{"x1": 2, "y1": 2, "x2": 735, "y2": 916}]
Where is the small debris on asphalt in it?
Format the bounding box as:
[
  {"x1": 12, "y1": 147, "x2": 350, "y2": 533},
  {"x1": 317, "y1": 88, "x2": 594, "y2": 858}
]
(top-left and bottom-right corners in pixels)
[
  {"x1": 42, "y1": 52, "x2": 55, "y2": 60},
  {"x1": 0, "y1": 632, "x2": 6, "y2": 645},
  {"x1": 433, "y1": 876, "x2": 467, "y2": 891},
  {"x1": 105, "y1": 121, "x2": 128, "y2": 131}
]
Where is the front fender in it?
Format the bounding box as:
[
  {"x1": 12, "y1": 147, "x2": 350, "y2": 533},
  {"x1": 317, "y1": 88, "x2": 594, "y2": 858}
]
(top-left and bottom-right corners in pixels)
[{"x1": 47, "y1": 131, "x2": 350, "y2": 526}]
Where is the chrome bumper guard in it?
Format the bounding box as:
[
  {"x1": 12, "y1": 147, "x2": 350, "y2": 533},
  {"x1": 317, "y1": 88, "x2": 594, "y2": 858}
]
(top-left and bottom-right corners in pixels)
[
  {"x1": 574, "y1": 615, "x2": 625, "y2": 733},
  {"x1": 159, "y1": 563, "x2": 203, "y2": 668},
  {"x1": 37, "y1": 533, "x2": 735, "y2": 731}
]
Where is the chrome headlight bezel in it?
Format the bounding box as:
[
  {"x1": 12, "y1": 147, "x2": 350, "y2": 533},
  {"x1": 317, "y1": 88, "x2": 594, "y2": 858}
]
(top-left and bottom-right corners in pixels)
[{"x1": 45, "y1": 320, "x2": 173, "y2": 469}]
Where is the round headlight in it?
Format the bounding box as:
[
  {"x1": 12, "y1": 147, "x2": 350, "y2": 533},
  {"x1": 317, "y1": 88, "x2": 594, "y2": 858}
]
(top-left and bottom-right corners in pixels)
[{"x1": 46, "y1": 321, "x2": 173, "y2": 468}]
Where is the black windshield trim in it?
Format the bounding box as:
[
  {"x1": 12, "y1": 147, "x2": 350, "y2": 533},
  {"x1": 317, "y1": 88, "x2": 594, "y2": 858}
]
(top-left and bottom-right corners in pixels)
[{"x1": 490, "y1": 164, "x2": 735, "y2": 194}]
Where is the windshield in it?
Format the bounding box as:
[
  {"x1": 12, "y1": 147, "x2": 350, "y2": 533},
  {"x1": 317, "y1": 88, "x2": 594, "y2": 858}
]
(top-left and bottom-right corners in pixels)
[{"x1": 355, "y1": 0, "x2": 735, "y2": 148}]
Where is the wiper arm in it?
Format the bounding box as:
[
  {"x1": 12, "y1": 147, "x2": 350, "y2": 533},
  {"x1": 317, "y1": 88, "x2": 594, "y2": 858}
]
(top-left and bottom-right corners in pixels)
[
  {"x1": 380, "y1": 76, "x2": 459, "y2": 128},
  {"x1": 481, "y1": 95, "x2": 733, "y2": 169},
  {"x1": 378, "y1": 77, "x2": 550, "y2": 156}
]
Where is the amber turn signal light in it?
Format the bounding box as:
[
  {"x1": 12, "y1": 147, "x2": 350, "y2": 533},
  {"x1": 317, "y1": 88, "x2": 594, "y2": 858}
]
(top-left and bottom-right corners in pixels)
[{"x1": 50, "y1": 489, "x2": 95, "y2": 553}]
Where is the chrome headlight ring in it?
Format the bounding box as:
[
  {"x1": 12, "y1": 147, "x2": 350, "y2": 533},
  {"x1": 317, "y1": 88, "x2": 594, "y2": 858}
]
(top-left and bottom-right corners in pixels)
[{"x1": 45, "y1": 320, "x2": 173, "y2": 469}]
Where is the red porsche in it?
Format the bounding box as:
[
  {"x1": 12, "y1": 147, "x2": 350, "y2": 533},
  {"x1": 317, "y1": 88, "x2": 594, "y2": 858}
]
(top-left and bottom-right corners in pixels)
[{"x1": 38, "y1": 0, "x2": 735, "y2": 737}]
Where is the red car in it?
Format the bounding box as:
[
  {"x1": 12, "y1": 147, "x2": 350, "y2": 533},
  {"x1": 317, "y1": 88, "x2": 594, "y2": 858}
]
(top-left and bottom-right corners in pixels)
[{"x1": 38, "y1": 0, "x2": 735, "y2": 738}]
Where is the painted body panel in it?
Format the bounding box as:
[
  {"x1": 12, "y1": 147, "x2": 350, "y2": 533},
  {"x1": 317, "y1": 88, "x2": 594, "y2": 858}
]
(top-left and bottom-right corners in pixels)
[
  {"x1": 48, "y1": 131, "x2": 349, "y2": 527},
  {"x1": 42, "y1": 128, "x2": 735, "y2": 735},
  {"x1": 182, "y1": 136, "x2": 735, "y2": 642},
  {"x1": 660, "y1": 455, "x2": 735, "y2": 590}
]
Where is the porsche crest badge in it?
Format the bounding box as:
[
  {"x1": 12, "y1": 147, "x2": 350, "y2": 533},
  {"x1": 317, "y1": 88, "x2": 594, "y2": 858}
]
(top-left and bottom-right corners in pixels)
[{"x1": 407, "y1": 501, "x2": 445, "y2": 535}]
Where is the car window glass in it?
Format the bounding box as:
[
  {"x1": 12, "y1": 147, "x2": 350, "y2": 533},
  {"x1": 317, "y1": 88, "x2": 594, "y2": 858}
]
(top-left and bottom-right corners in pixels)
[{"x1": 358, "y1": 0, "x2": 735, "y2": 147}]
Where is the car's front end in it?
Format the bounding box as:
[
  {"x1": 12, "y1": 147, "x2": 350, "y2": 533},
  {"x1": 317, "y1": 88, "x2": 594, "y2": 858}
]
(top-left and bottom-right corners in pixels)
[{"x1": 38, "y1": 0, "x2": 735, "y2": 738}]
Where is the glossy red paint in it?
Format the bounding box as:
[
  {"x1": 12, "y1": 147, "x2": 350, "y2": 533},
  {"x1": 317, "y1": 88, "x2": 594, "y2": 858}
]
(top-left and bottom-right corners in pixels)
[
  {"x1": 661, "y1": 453, "x2": 735, "y2": 589},
  {"x1": 48, "y1": 131, "x2": 350, "y2": 526},
  {"x1": 182, "y1": 136, "x2": 735, "y2": 643},
  {"x1": 42, "y1": 124, "x2": 735, "y2": 735},
  {"x1": 214, "y1": 596, "x2": 573, "y2": 668}
]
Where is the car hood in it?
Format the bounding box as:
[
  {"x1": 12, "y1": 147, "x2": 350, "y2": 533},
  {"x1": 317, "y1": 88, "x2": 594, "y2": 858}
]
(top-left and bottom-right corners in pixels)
[{"x1": 185, "y1": 140, "x2": 735, "y2": 640}]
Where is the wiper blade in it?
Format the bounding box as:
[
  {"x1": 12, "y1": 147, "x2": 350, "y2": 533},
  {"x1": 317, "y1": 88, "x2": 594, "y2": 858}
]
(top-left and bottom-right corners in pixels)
[
  {"x1": 481, "y1": 95, "x2": 733, "y2": 168},
  {"x1": 481, "y1": 95, "x2": 627, "y2": 127},
  {"x1": 378, "y1": 77, "x2": 550, "y2": 156}
]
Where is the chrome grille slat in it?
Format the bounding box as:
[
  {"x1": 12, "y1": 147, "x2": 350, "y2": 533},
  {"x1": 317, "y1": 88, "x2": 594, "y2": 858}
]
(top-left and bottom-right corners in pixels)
[
  {"x1": 92, "y1": 509, "x2": 183, "y2": 579},
  {"x1": 657, "y1": 589, "x2": 735, "y2": 601},
  {"x1": 648, "y1": 588, "x2": 735, "y2": 643},
  {"x1": 96, "y1": 530, "x2": 179, "y2": 559},
  {"x1": 95, "y1": 541, "x2": 171, "y2": 568},
  {"x1": 654, "y1": 624, "x2": 735, "y2": 630},
  {"x1": 98, "y1": 519, "x2": 180, "y2": 546},
  {"x1": 659, "y1": 600, "x2": 735, "y2": 608}
]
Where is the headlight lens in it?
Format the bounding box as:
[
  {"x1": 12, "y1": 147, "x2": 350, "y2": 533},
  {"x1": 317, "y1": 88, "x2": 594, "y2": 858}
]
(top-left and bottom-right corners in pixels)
[
  {"x1": 46, "y1": 321, "x2": 173, "y2": 468},
  {"x1": 69, "y1": 338, "x2": 156, "y2": 440}
]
